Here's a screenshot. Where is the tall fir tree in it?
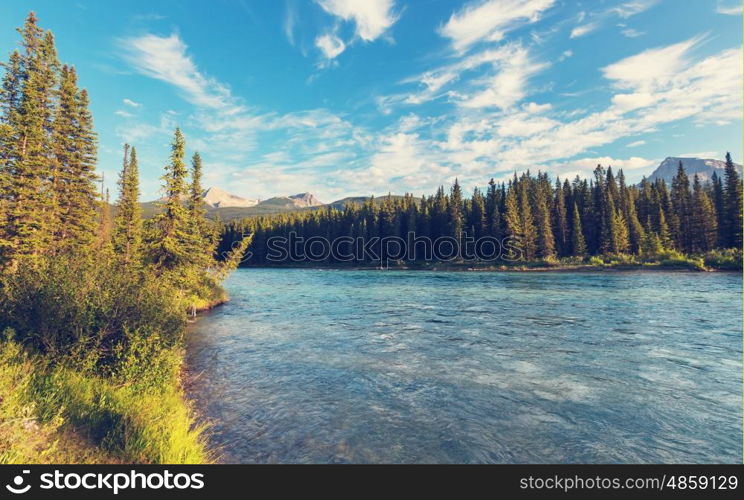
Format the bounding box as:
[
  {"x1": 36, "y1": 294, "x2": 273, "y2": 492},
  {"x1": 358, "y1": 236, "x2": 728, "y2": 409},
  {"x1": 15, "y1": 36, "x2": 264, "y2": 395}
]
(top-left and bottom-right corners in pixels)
[
  {"x1": 690, "y1": 174, "x2": 718, "y2": 252},
  {"x1": 145, "y1": 128, "x2": 193, "y2": 271},
  {"x1": 113, "y1": 144, "x2": 142, "y2": 262},
  {"x1": 52, "y1": 65, "x2": 98, "y2": 252},
  {"x1": 570, "y1": 202, "x2": 586, "y2": 257},
  {"x1": 722, "y1": 152, "x2": 743, "y2": 248},
  {"x1": 671, "y1": 162, "x2": 693, "y2": 252}
]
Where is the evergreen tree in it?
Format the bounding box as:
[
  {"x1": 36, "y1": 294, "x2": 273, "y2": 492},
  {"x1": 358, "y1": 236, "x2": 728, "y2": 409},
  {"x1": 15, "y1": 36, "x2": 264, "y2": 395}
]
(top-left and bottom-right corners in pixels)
[
  {"x1": 485, "y1": 178, "x2": 501, "y2": 239},
  {"x1": 671, "y1": 162, "x2": 692, "y2": 252},
  {"x1": 52, "y1": 65, "x2": 98, "y2": 252},
  {"x1": 722, "y1": 152, "x2": 743, "y2": 248},
  {"x1": 2, "y1": 13, "x2": 60, "y2": 264},
  {"x1": 552, "y1": 178, "x2": 568, "y2": 256},
  {"x1": 113, "y1": 144, "x2": 142, "y2": 262},
  {"x1": 710, "y1": 172, "x2": 725, "y2": 246},
  {"x1": 690, "y1": 174, "x2": 718, "y2": 252},
  {"x1": 145, "y1": 128, "x2": 193, "y2": 271},
  {"x1": 570, "y1": 202, "x2": 586, "y2": 257},
  {"x1": 618, "y1": 170, "x2": 644, "y2": 254},
  {"x1": 449, "y1": 178, "x2": 463, "y2": 239}
]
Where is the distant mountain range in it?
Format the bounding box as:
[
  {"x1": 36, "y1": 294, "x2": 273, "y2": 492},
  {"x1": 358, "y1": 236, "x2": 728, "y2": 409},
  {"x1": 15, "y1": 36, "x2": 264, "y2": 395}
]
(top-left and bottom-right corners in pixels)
[
  {"x1": 647, "y1": 157, "x2": 742, "y2": 185},
  {"x1": 138, "y1": 156, "x2": 741, "y2": 221}
]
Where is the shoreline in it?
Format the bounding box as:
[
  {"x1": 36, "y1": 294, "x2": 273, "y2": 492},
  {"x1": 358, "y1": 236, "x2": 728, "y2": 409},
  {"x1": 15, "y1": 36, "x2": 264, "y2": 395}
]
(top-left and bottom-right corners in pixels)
[{"x1": 235, "y1": 262, "x2": 742, "y2": 273}]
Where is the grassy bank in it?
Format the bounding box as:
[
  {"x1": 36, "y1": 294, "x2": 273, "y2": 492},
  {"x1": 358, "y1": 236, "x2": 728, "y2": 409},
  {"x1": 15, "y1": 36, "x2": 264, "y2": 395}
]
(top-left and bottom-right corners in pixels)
[
  {"x1": 0, "y1": 256, "x2": 220, "y2": 464},
  {"x1": 242, "y1": 248, "x2": 743, "y2": 273}
]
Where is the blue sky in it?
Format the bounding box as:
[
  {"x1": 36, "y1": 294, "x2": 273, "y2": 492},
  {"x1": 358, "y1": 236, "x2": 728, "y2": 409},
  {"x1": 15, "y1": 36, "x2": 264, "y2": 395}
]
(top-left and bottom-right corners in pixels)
[{"x1": 0, "y1": 0, "x2": 741, "y2": 202}]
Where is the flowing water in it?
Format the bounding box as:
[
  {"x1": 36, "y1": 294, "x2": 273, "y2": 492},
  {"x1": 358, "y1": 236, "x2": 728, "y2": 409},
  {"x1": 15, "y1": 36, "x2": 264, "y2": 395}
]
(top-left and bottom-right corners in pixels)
[{"x1": 186, "y1": 268, "x2": 742, "y2": 463}]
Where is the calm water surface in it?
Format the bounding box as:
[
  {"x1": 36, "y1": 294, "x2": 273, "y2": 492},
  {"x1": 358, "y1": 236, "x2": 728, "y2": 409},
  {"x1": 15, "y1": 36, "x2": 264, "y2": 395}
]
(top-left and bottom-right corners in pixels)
[{"x1": 186, "y1": 268, "x2": 742, "y2": 463}]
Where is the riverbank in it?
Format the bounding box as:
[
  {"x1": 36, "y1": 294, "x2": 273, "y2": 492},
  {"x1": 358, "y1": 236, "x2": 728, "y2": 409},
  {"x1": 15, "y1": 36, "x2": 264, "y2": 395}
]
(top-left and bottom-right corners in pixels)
[
  {"x1": 0, "y1": 257, "x2": 223, "y2": 464},
  {"x1": 240, "y1": 248, "x2": 743, "y2": 273}
]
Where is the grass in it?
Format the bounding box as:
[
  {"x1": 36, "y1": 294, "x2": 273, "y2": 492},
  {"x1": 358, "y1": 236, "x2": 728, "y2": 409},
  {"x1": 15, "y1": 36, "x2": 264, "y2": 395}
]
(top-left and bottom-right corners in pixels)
[{"x1": 0, "y1": 335, "x2": 210, "y2": 464}]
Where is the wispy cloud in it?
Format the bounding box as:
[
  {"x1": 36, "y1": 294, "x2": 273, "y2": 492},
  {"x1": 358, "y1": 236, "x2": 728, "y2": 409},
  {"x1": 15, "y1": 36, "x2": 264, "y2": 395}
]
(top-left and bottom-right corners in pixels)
[
  {"x1": 316, "y1": 0, "x2": 398, "y2": 41},
  {"x1": 283, "y1": 0, "x2": 298, "y2": 45},
  {"x1": 716, "y1": 0, "x2": 743, "y2": 15},
  {"x1": 120, "y1": 33, "x2": 237, "y2": 111},
  {"x1": 570, "y1": 23, "x2": 598, "y2": 38},
  {"x1": 123, "y1": 98, "x2": 141, "y2": 108},
  {"x1": 315, "y1": 32, "x2": 346, "y2": 60},
  {"x1": 438, "y1": 0, "x2": 555, "y2": 52}
]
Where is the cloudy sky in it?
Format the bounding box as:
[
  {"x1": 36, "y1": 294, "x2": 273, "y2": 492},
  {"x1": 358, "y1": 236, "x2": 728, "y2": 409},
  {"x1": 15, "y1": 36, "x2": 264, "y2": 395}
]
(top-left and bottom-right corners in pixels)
[{"x1": 0, "y1": 0, "x2": 741, "y2": 202}]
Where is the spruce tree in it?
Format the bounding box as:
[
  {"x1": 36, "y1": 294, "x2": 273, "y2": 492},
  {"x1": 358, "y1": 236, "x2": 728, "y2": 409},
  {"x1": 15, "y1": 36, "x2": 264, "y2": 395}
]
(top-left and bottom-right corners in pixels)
[
  {"x1": 722, "y1": 152, "x2": 743, "y2": 248},
  {"x1": 52, "y1": 65, "x2": 98, "y2": 252},
  {"x1": 449, "y1": 178, "x2": 463, "y2": 240},
  {"x1": 113, "y1": 144, "x2": 142, "y2": 262},
  {"x1": 3, "y1": 13, "x2": 60, "y2": 264},
  {"x1": 710, "y1": 172, "x2": 725, "y2": 247},
  {"x1": 671, "y1": 162, "x2": 692, "y2": 252},
  {"x1": 485, "y1": 178, "x2": 501, "y2": 239},
  {"x1": 570, "y1": 202, "x2": 586, "y2": 257},
  {"x1": 552, "y1": 178, "x2": 568, "y2": 256},
  {"x1": 145, "y1": 128, "x2": 193, "y2": 271},
  {"x1": 690, "y1": 174, "x2": 718, "y2": 252}
]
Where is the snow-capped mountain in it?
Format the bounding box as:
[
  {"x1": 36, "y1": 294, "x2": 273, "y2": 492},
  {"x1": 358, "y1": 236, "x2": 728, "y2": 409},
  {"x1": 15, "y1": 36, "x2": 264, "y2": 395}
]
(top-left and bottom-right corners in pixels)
[{"x1": 647, "y1": 157, "x2": 742, "y2": 184}]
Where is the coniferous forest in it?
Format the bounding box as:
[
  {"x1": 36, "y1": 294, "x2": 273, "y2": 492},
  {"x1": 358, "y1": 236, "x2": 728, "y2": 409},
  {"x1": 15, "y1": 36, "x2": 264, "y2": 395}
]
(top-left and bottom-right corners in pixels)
[
  {"x1": 0, "y1": 13, "x2": 248, "y2": 463},
  {"x1": 221, "y1": 158, "x2": 743, "y2": 269}
]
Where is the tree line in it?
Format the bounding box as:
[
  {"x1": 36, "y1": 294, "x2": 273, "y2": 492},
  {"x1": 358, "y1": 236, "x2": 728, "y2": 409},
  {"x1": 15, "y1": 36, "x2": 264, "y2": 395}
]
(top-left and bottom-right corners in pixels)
[
  {"x1": 221, "y1": 157, "x2": 742, "y2": 265},
  {"x1": 0, "y1": 13, "x2": 248, "y2": 292}
]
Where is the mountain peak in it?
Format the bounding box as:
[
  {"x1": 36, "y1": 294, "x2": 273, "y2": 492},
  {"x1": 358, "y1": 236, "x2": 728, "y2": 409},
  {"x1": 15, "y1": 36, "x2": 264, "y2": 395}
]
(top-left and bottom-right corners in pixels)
[
  {"x1": 647, "y1": 156, "x2": 742, "y2": 184},
  {"x1": 288, "y1": 192, "x2": 323, "y2": 207},
  {"x1": 202, "y1": 187, "x2": 258, "y2": 208}
]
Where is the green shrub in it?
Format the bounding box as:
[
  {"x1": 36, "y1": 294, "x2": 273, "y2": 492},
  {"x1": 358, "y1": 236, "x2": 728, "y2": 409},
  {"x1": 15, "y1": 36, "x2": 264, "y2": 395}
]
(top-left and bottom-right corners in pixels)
[{"x1": 703, "y1": 248, "x2": 743, "y2": 270}]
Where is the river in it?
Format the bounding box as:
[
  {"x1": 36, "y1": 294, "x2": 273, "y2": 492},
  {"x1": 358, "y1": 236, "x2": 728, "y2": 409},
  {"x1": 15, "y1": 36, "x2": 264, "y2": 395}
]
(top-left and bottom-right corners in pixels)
[{"x1": 186, "y1": 268, "x2": 742, "y2": 463}]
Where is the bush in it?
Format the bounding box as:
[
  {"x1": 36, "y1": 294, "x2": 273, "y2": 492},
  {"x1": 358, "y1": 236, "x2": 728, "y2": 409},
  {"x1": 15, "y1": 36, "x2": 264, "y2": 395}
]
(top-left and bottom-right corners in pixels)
[
  {"x1": 703, "y1": 248, "x2": 743, "y2": 270},
  {"x1": 0, "y1": 256, "x2": 185, "y2": 363}
]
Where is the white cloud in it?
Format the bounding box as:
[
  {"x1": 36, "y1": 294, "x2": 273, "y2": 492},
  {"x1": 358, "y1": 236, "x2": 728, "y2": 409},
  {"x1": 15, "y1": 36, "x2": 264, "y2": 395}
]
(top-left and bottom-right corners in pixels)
[
  {"x1": 627, "y1": 140, "x2": 646, "y2": 148},
  {"x1": 439, "y1": 0, "x2": 555, "y2": 52},
  {"x1": 716, "y1": 1, "x2": 743, "y2": 15},
  {"x1": 558, "y1": 49, "x2": 573, "y2": 61},
  {"x1": 621, "y1": 28, "x2": 644, "y2": 38},
  {"x1": 570, "y1": 23, "x2": 598, "y2": 38},
  {"x1": 284, "y1": 1, "x2": 298, "y2": 45},
  {"x1": 611, "y1": 0, "x2": 658, "y2": 18},
  {"x1": 601, "y1": 37, "x2": 700, "y2": 91},
  {"x1": 115, "y1": 110, "x2": 134, "y2": 118},
  {"x1": 120, "y1": 33, "x2": 236, "y2": 110},
  {"x1": 457, "y1": 45, "x2": 547, "y2": 110},
  {"x1": 316, "y1": 0, "x2": 398, "y2": 41},
  {"x1": 315, "y1": 33, "x2": 346, "y2": 59},
  {"x1": 123, "y1": 98, "x2": 141, "y2": 108}
]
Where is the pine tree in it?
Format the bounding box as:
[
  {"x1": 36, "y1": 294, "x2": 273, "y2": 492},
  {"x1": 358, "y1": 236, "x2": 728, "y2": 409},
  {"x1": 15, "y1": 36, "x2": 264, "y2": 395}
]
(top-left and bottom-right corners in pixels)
[
  {"x1": 671, "y1": 162, "x2": 692, "y2": 252},
  {"x1": 52, "y1": 65, "x2": 98, "y2": 252},
  {"x1": 722, "y1": 152, "x2": 743, "y2": 248},
  {"x1": 485, "y1": 178, "x2": 501, "y2": 239},
  {"x1": 517, "y1": 176, "x2": 537, "y2": 260},
  {"x1": 113, "y1": 144, "x2": 142, "y2": 262},
  {"x1": 449, "y1": 178, "x2": 463, "y2": 240},
  {"x1": 534, "y1": 178, "x2": 555, "y2": 259},
  {"x1": 618, "y1": 170, "x2": 644, "y2": 254},
  {"x1": 690, "y1": 174, "x2": 718, "y2": 252},
  {"x1": 710, "y1": 172, "x2": 725, "y2": 247},
  {"x1": 570, "y1": 202, "x2": 586, "y2": 257},
  {"x1": 145, "y1": 128, "x2": 193, "y2": 271},
  {"x1": 2, "y1": 13, "x2": 60, "y2": 264},
  {"x1": 552, "y1": 178, "x2": 568, "y2": 256}
]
